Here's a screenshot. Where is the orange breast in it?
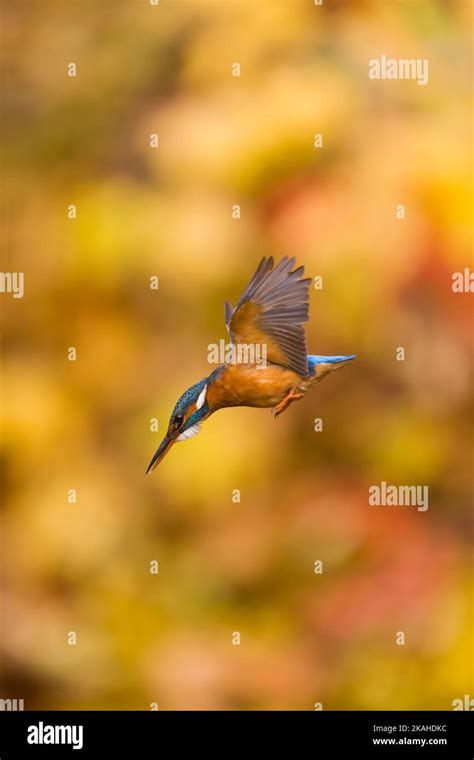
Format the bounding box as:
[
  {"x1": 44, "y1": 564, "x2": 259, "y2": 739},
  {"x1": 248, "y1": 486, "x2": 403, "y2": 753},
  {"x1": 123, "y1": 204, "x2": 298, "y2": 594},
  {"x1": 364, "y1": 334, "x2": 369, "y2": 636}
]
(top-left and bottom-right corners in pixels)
[{"x1": 207, "y1": 363, "x2": 302, "y2": 410}]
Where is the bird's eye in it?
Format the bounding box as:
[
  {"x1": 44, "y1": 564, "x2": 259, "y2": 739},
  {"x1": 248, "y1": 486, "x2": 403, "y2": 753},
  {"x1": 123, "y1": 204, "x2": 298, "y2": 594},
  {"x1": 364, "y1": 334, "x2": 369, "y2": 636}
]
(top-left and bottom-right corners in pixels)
[{"x1": 172, "y1": 414, "x2": 184, "y2": 431}]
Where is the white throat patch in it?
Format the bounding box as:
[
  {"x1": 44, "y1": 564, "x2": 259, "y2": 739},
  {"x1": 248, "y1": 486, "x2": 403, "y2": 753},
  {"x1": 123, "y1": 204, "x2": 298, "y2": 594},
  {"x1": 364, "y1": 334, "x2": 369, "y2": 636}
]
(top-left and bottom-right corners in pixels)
[{"x1": 177, "y1": 423, "x2": 201, "y2": 442}]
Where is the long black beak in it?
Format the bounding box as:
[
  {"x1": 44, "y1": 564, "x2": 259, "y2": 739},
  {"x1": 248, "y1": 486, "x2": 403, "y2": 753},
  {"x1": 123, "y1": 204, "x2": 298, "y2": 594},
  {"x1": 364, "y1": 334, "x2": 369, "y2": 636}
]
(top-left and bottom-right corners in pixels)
[{"x1": 146, "y1": 434, "x2": 175, "y2": 474}]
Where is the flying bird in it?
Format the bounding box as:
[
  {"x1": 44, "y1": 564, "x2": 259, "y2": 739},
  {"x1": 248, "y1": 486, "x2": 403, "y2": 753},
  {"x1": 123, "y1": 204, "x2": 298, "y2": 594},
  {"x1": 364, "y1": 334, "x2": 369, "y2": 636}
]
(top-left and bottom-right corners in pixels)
[{"x1": 147, "y1": 257, "x2": 355, "y2": 472}]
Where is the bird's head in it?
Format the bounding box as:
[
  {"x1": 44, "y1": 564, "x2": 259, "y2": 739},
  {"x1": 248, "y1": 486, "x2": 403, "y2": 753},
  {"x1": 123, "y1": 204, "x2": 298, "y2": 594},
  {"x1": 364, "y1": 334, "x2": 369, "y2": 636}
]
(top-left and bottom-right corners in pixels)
[{"x1": 146, "y1": 376, "x2": 211, "y2": 473}]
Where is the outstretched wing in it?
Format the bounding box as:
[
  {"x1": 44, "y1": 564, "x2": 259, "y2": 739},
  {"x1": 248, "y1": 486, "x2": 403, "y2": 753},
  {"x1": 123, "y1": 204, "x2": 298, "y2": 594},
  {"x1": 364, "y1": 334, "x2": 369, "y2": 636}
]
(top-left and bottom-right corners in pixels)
[{"x1": 224, "y1": 256, "x2": 312, "y2": 376}]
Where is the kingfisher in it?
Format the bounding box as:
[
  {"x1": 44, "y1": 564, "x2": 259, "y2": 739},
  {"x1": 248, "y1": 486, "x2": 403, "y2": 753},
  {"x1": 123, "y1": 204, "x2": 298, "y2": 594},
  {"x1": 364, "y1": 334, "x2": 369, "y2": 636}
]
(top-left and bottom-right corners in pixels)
[{"x1": 147, "y1": 257, "x2": 355, "y2": 472}]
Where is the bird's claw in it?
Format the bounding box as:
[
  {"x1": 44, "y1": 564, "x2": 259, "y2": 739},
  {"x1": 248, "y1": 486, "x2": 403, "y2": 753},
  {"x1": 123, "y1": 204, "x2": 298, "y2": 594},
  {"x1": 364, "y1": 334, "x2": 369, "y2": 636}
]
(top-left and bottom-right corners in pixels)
[{"x1": 272, "y1": 388, "x2": 304, "y2": 418}]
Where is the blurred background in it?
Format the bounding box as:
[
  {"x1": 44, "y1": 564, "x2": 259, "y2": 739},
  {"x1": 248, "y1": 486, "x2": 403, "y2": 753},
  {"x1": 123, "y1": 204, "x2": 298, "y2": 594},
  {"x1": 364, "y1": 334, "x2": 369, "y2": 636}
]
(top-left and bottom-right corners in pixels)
[{"x1": 2, "y1": 0, "x2": 472, "y2": 709}]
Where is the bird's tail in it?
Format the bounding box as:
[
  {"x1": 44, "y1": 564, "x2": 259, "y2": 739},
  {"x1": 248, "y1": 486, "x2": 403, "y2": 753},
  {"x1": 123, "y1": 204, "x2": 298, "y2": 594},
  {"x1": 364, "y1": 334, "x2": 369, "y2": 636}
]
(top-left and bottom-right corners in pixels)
[{"x1": 307, "y1": 354, "x2": 356, "y2": 382}]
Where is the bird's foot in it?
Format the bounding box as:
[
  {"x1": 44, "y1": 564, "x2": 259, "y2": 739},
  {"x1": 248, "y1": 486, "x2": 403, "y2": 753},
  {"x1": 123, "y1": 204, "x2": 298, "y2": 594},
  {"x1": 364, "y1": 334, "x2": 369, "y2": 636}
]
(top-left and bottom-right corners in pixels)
[{"x1": 272, "y1": 388, "x2": 304, "y2": 418}]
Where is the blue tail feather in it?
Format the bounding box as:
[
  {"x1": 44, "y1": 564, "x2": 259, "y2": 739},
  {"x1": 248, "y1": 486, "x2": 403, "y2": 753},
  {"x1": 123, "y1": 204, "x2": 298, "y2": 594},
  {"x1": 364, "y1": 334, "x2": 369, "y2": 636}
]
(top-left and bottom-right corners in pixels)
[{"x1": 307, "y1": 354, "x2": 356, "y2": 366}]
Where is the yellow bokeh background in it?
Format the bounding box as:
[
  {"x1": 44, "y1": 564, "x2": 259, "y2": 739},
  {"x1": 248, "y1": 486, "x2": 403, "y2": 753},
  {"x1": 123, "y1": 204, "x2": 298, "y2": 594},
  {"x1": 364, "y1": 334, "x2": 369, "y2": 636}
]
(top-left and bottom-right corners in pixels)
[{"x1": 2, "y1": 0, "x2": 472, "y2": 709}]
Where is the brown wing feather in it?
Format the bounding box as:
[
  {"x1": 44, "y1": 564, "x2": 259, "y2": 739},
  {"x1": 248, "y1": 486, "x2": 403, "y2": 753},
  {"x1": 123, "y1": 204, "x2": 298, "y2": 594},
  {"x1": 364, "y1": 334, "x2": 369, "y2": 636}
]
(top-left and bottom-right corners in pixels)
[{"x1": 225, "y1": 257, "x2": 312, "y2": 376}]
